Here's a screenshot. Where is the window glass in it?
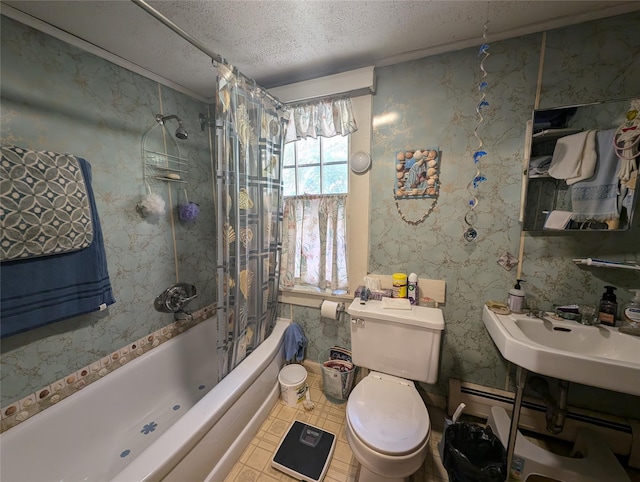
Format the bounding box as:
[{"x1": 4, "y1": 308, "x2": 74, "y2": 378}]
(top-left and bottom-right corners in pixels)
[
  {"x1": 282, "y1": 136, "x2": 349, "y2": 197},
  {"x1": 283, "y1": 143, "x2": 295, "y2": 167},
  {"x1": 322, "y1": 135, "x2": 349, "y2": 164},
  {"x1": 323, "y1": 164, "x2": 349, "y2": 194},
  {"x1": 283, "y1": 166, "x2": 296, "y2": 197},
  {"x1": 298, "y1": 165, "x2": 321, "y2": 195},
  {"x1": 297, "y1": 137, "x2": 320, "y2": 166}
]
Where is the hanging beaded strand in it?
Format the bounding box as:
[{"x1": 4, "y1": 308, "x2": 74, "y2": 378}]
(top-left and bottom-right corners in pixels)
[{"x1": 464, "y1": 19, "x2": 490, "y2": 242}]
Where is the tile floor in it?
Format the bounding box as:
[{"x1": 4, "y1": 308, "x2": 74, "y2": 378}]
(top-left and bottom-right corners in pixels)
[
  {"x1": 223, "y1": 371, "x2": 449, "y2": 482},
  {"x1": 224, "y1": 371, "x2": 640, "y2": 482}
]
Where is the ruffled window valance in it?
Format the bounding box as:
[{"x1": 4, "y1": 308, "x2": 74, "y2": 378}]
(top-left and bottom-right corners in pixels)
[{"x1": 285, "y1": 96, "x2": 358, "y2": 143}]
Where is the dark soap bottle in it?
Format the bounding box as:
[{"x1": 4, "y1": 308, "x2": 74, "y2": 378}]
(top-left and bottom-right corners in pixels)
[{"x1": 597, "y1": 285, "x2": 618, "y2": 326}]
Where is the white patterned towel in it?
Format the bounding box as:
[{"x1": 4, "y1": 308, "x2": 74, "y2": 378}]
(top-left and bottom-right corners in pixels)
[{"x1": 1, "y1": 145, "x2": 93, "y2": 260}]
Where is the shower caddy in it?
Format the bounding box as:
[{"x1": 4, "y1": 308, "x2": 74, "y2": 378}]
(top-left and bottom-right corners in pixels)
[{"x1": 141, "y1": 114, "x2": 189, "y2": 189}]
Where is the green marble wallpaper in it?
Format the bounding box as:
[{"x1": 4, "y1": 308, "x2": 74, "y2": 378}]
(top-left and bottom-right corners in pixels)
[
  {"x1": 1, "y1": 16, "x2": 216, "y2": 407},
  {"x1": 1, "y1": 11, "x2": 639, "y2": 419},
  {"x1": 288, "y1": 12, "x2": 640, "y2": 417}
]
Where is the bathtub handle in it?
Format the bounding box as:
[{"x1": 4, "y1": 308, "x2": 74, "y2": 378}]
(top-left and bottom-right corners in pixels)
[{"x1": 154, "y1": 283, "x2": 197, "y2": 313}]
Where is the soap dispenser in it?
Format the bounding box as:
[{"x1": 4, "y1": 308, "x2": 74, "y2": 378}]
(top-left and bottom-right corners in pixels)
[
  {"x1": 622, "y1": 289, "x2": 640, "y2": 323},
  {"x1": 597, "y1": 286, "x2": 618, "y2": 326},
  {"x1": 620, "y1": 289, "x2": 640, "y2": 336},
  {"x1": 507, "y1": 279, "x2": 525, "y2": 313}
]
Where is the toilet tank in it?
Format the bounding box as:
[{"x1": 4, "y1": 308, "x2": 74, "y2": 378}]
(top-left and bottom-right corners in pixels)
[{"x1": 346, "y1": 298, "x2": 444, "y2": 383}]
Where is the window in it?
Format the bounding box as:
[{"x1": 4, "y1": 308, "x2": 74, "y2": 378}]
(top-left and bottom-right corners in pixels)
[
  {"x1": 271, "y1": 85, "x2": 371, "y2": 302},
  {"x1": 280, "y1": 135, "x2": 350, "y2": 294},
  {"x1": 283, "y1": 135, "x2": 349, "y2": 197}
]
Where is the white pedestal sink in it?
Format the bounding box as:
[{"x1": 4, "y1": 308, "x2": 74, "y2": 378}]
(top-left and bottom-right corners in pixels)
[
  {"x1": 482, "y1": 305, "x2": 640, "y2": 396},
  {"x1": 482, "y1": 305, "x2": 640, "y2": 481}
]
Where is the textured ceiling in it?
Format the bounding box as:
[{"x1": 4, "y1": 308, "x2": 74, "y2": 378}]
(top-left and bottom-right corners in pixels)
[{"x1": 2, "y1": 1, "x2": 640, "y2": 101}]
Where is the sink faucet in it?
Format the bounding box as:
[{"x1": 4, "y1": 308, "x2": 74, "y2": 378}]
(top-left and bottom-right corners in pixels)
[
  {"x1": 576, "y1": 305, "x2": 597, "y2": 325},
  {"x1": 527, "y1": 309, "x2": 548, "y2": 320}
]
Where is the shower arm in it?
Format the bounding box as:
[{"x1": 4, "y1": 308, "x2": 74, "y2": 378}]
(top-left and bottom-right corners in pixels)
[
  {"x1": 156, "y1": 114, "x2": 188, "y2": 140},
  {"x1": 156, "y1": 114, "x2": 180, "y2": 124}
]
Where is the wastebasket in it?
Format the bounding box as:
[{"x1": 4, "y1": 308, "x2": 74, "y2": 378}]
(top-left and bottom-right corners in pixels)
[
  {"x1": 318, "y1": 347, "x2": 357, "y2": 404},
  {"x1": 442, "y1": 422, "x2": 507, "y2": 482}
]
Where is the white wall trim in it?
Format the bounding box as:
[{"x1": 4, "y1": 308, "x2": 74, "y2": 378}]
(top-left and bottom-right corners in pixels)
[
  {"x1": 268, "y1": 66, "x2": 375, "y2": 104},
  {"x1": 347, "y1": 94, "x2": 372, "y2": 294}
]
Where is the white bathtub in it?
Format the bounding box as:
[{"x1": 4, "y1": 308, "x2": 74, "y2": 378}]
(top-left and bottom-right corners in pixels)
[{"x1": 0, "y1": 316, "x2": 289, "y2": 482}]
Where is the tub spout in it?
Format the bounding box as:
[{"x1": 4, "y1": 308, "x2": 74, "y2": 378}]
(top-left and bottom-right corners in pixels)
[{"x1": 174, "y1": 310, "x2": 193, "y2": 322}]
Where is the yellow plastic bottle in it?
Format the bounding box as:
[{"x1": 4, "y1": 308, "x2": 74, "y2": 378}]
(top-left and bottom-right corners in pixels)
[{"x1": 392, "y1": 273, "x2": 408, "y2": 298}]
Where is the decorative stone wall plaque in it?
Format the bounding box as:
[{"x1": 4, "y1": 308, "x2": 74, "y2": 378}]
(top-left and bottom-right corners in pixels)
[{"x1": 394, "y1": 148, "x2": 440, "y2": 198}]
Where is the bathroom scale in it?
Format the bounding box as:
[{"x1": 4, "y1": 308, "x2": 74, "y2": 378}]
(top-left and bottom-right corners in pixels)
[{"x1": 271, "y1": 420, "x2": 336, "y2": 482}]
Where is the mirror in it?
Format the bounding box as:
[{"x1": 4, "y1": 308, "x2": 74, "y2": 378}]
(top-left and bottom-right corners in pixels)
[{"x1": 522, "y1": 98, "x2": 639, "y2": 232}]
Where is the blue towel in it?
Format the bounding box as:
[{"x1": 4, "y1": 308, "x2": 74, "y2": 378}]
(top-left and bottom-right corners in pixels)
[
  {"x1": 1, "y1": 157, "x2": 115, "y2": 337},
  {"x1": 284, "y1": 323, "x2": 307, "y2": 362},
  {"x1": 571, "y1": 129, "x2": 621, "y2": 222}
]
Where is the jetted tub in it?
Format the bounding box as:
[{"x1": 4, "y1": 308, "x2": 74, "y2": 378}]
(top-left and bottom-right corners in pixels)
[{"x1": 0, "y1": 316, "x2": 290, "y2": 481}]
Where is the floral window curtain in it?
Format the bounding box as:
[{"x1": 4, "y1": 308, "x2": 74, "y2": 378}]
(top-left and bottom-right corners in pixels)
[
  {"x1": 279, "y1": 95, "x2": 356, "y2": 293},
  {"x1": 215, "y1": 63, "x2": 288, "y2": 380},
  {"x1": 280, "y1": 195, "x2": 348, "y2": 292},
  {"x1": 285, "y1": 96, "x2": 357, "y2": 143}
]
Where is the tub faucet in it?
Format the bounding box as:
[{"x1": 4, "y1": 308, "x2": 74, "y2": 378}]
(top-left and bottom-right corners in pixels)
[
  {"x1": 174, "y1": 310, "x2": 193, "y2": 322},
  {"x1": 154, "y1": 283, "x2": 197, "y2": 313}
]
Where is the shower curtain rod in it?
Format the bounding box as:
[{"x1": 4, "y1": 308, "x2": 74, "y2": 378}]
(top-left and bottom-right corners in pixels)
[{"x1": 129, "y1": 0, "x2": 284, "y2": 109}]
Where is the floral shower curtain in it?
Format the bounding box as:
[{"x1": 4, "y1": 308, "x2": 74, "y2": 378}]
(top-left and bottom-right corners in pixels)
[{"x1": 215, "y1": 63, "x2": 288, "y2": 379}]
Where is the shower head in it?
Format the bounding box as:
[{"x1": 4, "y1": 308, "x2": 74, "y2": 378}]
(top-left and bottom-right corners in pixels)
[
  {"x1": 156, "y1": 114, "x2": 189, "y2": 140},
  {"x1": 174, "y1": 122, "x2": 188, "y2": 140}
]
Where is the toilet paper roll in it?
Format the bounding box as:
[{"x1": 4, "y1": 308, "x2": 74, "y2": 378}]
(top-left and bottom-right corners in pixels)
[{"x1": 320, "y1": 300, "x2": 340, "y2": 320}]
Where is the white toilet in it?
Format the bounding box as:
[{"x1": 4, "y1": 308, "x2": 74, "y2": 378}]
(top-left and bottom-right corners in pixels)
[{"x1": 345, "y1": 298, "x2": 445, "y2": 482}]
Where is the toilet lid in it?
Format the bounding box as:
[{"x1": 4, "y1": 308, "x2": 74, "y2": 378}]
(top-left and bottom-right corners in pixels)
[{"x1": 346, "y1": 372, "x2": 430, "y2": 456}]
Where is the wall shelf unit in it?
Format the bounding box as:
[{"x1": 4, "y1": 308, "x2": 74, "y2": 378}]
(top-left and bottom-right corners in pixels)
[
  {"x1": 521, "y1": 99, "x2": 638, "y2": 233},
  {"x1": 573, "y1": 258, "x2": 640, "y2": 271},
  {"x1": 141, "y1": 121, "x2": 189, "y2": 189}
]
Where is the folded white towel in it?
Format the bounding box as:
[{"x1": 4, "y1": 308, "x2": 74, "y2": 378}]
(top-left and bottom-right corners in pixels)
[
  {"x1": 543, "y1": 210, "x2": 573, "y2": 230},
  {"x1": 567, "y1": 130, "x2": 597, "y2": 185},
  {"x1": 549, "y1": 130, "x2": 595, "y2": 182},
  {"x1": 381, "y1": 297, "x2": 412, "y2": 310}
]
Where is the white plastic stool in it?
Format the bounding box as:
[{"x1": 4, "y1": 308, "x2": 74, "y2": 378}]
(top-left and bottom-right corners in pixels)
[{"x1": 487, "y1": 406, "x2": 630, "y2": 482}]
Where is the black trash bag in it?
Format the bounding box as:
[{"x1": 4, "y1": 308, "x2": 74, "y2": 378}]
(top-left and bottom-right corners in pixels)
[{"x1": 442, "y1": 422, "x2": 507, "y2": 482}]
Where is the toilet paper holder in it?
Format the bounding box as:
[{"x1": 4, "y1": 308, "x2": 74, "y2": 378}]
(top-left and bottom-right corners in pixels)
[{"x1": 319, "y1": 300, "x2": 345, "y2": 314}]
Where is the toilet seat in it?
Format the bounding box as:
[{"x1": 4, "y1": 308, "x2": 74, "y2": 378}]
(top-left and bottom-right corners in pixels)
[{"x1": 346, "y1": 372, "x2": 430, "y2": 456}]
